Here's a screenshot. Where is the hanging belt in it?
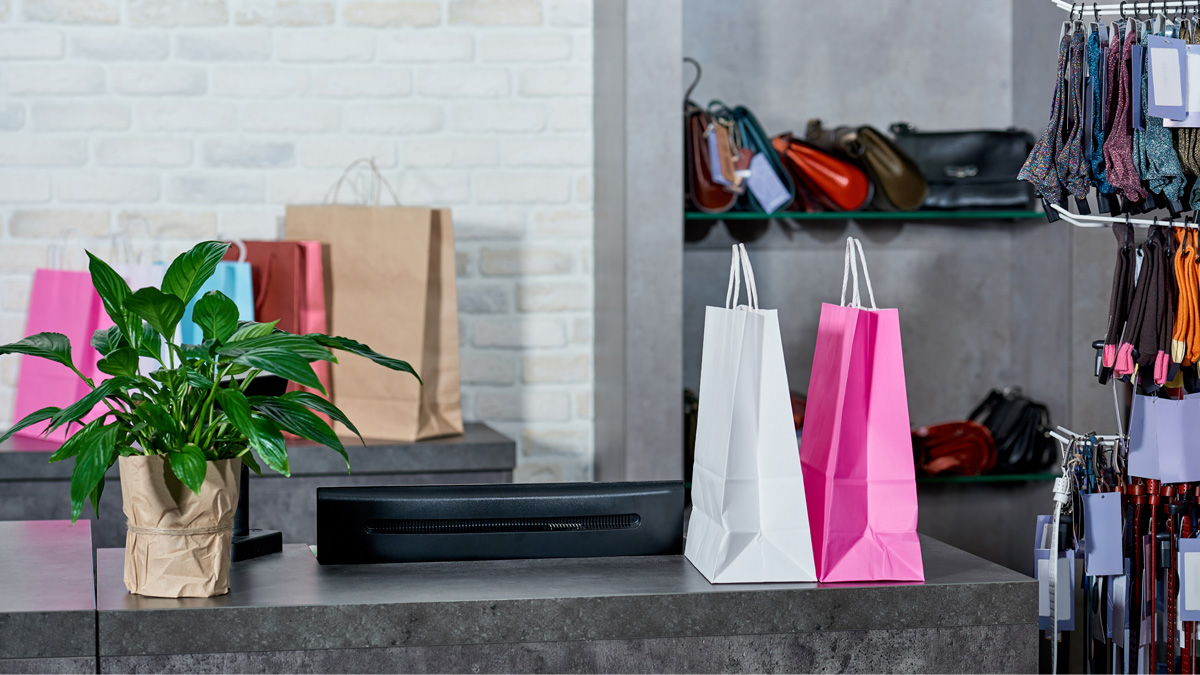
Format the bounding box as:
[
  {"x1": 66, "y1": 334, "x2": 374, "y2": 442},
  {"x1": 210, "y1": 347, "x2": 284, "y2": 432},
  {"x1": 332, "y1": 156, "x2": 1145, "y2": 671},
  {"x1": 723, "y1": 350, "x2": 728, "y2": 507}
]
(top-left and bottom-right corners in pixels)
[
  {"x1": 1167, "y1": 485, "x2": 1180, "y2": 674},
  {"x1": 1151, "y1": 479, "x2": 1163, "y2": 673},
  {"x1": 1132, "y1": 481, "x2": 1148, "y2": 675},
  {"x1": 1185, "y1": 489, "x2": 1197, "y2": 675}
]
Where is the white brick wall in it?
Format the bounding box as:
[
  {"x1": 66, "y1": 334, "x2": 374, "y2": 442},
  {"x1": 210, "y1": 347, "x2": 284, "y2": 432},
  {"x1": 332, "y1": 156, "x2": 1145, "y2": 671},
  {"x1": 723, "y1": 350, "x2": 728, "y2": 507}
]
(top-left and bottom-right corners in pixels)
[{"x1": 0, "y1": 0, "x2": 594, "y2": 482}]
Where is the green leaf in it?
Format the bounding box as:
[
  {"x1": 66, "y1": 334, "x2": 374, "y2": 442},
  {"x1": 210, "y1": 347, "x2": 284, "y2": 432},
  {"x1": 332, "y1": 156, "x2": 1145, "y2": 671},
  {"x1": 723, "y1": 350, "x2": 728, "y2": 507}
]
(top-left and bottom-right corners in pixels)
[
  {"x1": 184, "y1": 368, "x2": 215, "y2": 389},
  {"x1": 0, "y1": 406, "x2": 60, "y2": 445},
  {"x1": 133, "y1": 401, "x2": 180, "y2": 438},
  {"x1": 217, "y1": 334, "x2": 336, "y2": 363},
  {"x1": 88, "y1": 475, "x2": 105, "y2": 519},
  {"x1": 91, "y1": 326, "x2": 126, "y2": 358},
  {"x1": 280, "y1": 391, "x2": 363, "y2": 444},
  {"x1": 161, "y1": 241, "x2": 231, "y2": 306},
  {"x1": 308, "y1": 334, "x2": 421, "y2": 384},
  {"x1": 217, "y1": 389, "x2": 290, "y2": 476},
  {"x1": 49, "y1": 420, "x2": 96, "y2": 463},
  {"x1": 250, "y1": 398, "x2": 348, "y2": 472},
  {"x1": 248, "y1": 417, "x2": 288, "y2": 476},
  {"x1": 46, "y1": 377, "x2": 137, "y2": 436},
  {"x1": 0, "y1": 332, "x2": 75, "y2": 371},
  {"x1": 68, "y1": 423, "x2": 118, "y2": 523},
  {"x1": 124, "y1": 288, "x2": 185, "y2": 343},
  {"x1": 239, "y1": 449, "x2": 262, "y2": 476},
  {"x1": 168, "y1": 444, "x2": 207, "y2": 495},
  {"x1": 228, "y1": 320, "x2": 278, "y2": 343},
  {"x1": 96, "y1": 347, "x2": 139, "y2": 378},
  {"x1": 232, "y1": 349, "x2": 325, "y2": 393},
  {"x1": 138, "y1": 323, "x2": 161, "y2": 362},
  {"x1": 87, "y1": 251, "x2": 132, "y2": 340},
  {"x1": 192, "y1": 290, "x2": 239, "y2": 344}
]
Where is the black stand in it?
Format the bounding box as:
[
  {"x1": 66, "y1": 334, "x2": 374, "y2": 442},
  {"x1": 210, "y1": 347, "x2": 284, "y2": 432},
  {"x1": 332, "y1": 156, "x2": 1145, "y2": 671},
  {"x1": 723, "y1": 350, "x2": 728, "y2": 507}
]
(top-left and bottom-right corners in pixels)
[{"x1": 231, "y1": 464, "x2": 283, "y2": 562}]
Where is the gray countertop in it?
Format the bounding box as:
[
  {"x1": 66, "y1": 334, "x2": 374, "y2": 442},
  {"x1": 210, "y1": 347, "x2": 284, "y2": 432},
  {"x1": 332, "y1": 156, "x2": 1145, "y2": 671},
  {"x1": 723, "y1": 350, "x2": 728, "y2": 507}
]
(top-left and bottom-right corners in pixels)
[
  {"x1": 95, "y1": 535, "x2": 1035, "y2": 657},
  {"x1": 0, "y1": 422, "x2": 516, "y2": 479},
  {"x1": 0, "y1": 520, "x2": 96, "y2": 660}
]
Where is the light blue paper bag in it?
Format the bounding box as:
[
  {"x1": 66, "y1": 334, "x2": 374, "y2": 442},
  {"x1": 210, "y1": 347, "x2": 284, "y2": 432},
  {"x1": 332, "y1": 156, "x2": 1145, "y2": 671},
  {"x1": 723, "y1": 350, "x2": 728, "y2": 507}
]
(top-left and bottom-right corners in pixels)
[{"x1": 178, "y1": 261, "x2": 255, "y2": 345}]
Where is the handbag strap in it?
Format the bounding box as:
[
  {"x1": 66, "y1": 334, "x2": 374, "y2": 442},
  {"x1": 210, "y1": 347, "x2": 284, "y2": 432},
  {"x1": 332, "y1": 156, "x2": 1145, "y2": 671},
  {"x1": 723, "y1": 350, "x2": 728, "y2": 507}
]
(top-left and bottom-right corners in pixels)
[
  {"x1": 840, "y1": 237, "x2": 878, "y2": 310},
  {"x1": 724, "y1": 243, "x2": 758, "y2": 311}
]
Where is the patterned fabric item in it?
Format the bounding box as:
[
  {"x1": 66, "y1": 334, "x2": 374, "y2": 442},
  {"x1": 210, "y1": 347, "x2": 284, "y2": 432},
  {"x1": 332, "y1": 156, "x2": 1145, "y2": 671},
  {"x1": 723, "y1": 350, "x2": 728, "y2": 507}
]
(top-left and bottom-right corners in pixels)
[
  {"x1": 1056, "y1": 29, "x2": 1091, "y2": 199},
  {"x1": 1089, "y1": 30, "x2": 1114, "y2": 194},
  {"x1": 1179, "y1": 23, "x2": 1200, "y2": 209},
  {"x1": 1018, "y1": 34, "x2": 1070, "y2": 204},
  {"x1": 1137, "y1": 31, "x2": 1187, "y2": 205},
  {"x1": 1105, "y1": 25, "x2": 1147, "y2": 203}
]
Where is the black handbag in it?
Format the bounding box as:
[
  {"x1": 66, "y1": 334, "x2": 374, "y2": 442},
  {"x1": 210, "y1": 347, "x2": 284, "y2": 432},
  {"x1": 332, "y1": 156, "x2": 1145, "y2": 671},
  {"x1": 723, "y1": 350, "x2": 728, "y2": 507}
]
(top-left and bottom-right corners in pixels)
[
  {"x1": 967, "y1": 388, "x2": 1057, "y2": 473},
  {"x1": 889, "y1": 123, "x2": 1036, "y2": 210}
]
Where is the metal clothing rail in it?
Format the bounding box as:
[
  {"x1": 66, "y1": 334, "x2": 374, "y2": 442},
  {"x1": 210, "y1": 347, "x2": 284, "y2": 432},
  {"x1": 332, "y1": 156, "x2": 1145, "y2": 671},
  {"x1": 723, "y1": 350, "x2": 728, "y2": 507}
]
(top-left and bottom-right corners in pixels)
[
  {"x1": 1050, "y1": 202, "x2": 1197, "y2": 227},
  {"x1": 1050, "y1": 0, "x2": 1200, "y2": 17}
]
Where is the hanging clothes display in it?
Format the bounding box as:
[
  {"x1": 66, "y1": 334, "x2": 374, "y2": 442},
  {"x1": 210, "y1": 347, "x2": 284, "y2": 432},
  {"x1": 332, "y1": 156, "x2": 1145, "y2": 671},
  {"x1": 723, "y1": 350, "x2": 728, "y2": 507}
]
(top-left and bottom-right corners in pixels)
[{"x1": 1031, "y1": 6, "x2": 1200, "y2": 674}]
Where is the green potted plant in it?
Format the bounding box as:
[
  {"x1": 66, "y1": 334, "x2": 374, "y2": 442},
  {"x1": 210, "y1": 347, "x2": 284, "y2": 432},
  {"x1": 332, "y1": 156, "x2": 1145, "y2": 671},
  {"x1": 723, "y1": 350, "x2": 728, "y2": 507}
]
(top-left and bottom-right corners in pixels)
[{"x1": 0, "y1": 242, "x2": 418, "y2": 598}]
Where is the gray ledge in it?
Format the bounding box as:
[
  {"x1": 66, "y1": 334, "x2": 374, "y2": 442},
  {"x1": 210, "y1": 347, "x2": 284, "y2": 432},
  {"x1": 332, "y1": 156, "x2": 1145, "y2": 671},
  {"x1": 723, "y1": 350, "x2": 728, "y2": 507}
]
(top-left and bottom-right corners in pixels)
[
  {"x1": 0, "y1": 521, "x2": 96, "y2": 660},
  {"x1": 0, "y1": 423, "x2": 516, "y2": 480},
  {"x1": 96, "y1": 536, "x2": 1035, "y2": 657}
]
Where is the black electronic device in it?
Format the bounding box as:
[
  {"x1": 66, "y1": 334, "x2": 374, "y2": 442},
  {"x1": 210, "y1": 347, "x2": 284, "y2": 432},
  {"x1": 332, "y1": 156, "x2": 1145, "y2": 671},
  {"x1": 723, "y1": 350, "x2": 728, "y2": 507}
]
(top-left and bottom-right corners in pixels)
[{"x1": 316, "y1": 481, "x2": 684, "y2": 564}]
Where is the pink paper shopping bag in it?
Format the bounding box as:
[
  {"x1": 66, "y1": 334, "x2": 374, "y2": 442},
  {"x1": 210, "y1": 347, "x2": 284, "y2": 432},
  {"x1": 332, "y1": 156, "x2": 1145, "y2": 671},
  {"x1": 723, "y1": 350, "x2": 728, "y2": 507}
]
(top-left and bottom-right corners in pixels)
[
  {"x1": 798, "y1": 238, "x2": 923, "y2": 582},
  {"x1": 12, "y1": 269, "x2": 105, "y2": 444}
]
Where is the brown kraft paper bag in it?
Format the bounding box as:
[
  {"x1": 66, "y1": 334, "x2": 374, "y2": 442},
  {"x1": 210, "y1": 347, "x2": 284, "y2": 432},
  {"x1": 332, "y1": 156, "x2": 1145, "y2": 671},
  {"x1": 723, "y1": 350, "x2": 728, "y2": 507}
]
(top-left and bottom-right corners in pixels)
[
  {"x1": 285, "y1": 204, "x2": 463, "y2": 442},
  {"x1": 120, "y1": 455, "x2": 240, "y2": 598}
]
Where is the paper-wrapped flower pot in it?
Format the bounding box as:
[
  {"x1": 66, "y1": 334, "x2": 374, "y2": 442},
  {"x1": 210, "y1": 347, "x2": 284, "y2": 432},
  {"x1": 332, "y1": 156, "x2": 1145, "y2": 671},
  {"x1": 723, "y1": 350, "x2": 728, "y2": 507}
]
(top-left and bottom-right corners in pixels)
[{"x1": 119, "y1": 455, "x2": 240, "y2": 598}]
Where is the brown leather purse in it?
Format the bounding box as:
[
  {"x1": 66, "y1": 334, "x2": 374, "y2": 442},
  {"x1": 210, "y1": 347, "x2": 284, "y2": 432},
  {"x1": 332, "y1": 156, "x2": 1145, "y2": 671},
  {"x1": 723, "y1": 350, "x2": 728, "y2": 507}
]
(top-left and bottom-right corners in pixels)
[
  {"x1": 771, "y1": 133, "x2": 872, "y2": 212},
  {"x1": 806, "y1": 121, "x2": 927, "y2": 211},
  {"x1": 912, "y1": 421, "x2": 998, "y2": 477},
  {"x1": 685, "y1": 105, "x2": 738, "y2": 215}
]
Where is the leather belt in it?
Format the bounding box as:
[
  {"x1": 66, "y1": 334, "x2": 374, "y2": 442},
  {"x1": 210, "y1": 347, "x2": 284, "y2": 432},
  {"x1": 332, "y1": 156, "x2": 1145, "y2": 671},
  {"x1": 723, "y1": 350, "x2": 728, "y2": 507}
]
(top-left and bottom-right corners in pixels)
[
  {"x1": 1150, "y1": 478, "x2": 1162, "y2": 674},
  {"x1": 1185, "y1": 502, "x2": 1195, "y2": 675},
  {"x1": 1132, "y1": 480, "x2": 1148, "y2": 675}
]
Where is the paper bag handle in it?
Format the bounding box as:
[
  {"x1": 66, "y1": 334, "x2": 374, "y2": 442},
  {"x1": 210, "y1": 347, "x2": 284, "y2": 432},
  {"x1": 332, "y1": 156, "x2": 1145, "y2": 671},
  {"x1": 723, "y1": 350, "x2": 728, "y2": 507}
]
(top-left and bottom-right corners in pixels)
[
  {"x1": 840, "y1": 237, "x2": 878, "y2": 310},
  {"x1": 324, "y1": 157, "x2": 401, "y2": 206},
  {"x1": 724, "y1": 243, "x2": 759, "y2": 310}
]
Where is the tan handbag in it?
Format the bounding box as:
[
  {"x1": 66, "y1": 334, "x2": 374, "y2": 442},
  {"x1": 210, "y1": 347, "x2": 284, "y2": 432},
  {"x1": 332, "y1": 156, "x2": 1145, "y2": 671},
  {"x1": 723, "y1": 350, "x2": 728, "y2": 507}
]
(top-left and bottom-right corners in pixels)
[{"x1": 806, "y1": 120, "x2": 928, "y2": 211}]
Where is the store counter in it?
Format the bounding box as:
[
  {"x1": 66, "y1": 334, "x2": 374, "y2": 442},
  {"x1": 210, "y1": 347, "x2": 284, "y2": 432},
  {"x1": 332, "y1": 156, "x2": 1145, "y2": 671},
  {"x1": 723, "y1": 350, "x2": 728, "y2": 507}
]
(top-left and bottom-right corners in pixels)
[
  {"x1": 94, "y1": 536, "x2": 1036, "y2": 673},
  {"x1": 0, "y1": 520, "x2": 96, "y2": 673}
]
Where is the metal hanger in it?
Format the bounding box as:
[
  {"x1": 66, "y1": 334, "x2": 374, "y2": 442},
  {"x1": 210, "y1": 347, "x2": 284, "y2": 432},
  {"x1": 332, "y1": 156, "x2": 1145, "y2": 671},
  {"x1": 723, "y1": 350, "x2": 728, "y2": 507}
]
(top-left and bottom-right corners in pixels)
[{"x1": 683, "y1": 57, "x2": 701, "y2": 108}]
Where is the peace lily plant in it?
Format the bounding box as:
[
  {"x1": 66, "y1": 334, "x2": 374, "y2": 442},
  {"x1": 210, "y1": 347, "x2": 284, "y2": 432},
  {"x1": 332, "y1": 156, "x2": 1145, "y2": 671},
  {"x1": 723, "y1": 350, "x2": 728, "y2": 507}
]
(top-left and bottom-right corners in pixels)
[{"x1": 0, "y1": 241, "x2": 418, "y2": 597}]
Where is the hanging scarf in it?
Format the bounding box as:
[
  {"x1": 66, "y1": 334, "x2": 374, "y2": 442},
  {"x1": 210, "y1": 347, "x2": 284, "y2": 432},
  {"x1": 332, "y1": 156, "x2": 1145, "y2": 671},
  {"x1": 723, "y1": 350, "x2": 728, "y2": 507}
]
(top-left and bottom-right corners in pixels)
[
  {"x1": 1090, "y1": 29, "x2": 1115, "y2": 194},
  {"x1": 1019, "y1": 34, "x2": 1070, "y2": 205},
  {"x1": 1057, "y1": 29, "x2": 1092, "y2": 199},
  {"x1": 1136, "y1": 31, "x2": 1188, "y2": 206},
  {"x1": 1104, "y1": 221, "x2": 1135, "y2": 369},
  {"x1": 1105, "y1": 26, "x2": 1148, "y2": 203}
]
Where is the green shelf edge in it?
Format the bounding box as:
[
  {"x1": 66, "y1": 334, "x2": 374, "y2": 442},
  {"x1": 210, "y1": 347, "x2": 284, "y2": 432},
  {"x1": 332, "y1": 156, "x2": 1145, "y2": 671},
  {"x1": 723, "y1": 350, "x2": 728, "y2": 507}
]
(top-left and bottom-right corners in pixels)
[
  {"x1": 685, "y1": 210, "x2": 1047, "y2": 221},
  {"x1": 916, "y1": 472, "x2": 1060, "y2": 484}
]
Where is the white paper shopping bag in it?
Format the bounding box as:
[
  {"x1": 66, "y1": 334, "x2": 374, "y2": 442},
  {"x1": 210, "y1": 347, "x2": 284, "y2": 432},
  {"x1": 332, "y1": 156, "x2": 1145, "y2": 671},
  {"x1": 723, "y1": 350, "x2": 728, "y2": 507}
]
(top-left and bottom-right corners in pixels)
[{"x1": 685, "y1": 244, "x2": 817, "y2": 583}]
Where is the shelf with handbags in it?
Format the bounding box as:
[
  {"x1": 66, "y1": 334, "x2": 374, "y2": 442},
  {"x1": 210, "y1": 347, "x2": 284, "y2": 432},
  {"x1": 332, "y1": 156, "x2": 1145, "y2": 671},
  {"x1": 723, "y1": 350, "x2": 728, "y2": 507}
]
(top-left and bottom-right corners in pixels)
[{"x1": 683, "y1": 58, "x2": 1040, "y2": 243}]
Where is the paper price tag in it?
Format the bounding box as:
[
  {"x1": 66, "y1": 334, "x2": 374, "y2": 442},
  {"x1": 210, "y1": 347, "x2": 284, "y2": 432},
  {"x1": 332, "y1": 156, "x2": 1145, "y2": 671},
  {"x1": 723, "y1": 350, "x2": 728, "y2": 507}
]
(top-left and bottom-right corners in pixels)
[
  {"x1": 1179, "y1": 539, "x2": 1200, "y2": 621},
  {"x1": 1148, "y1": 35, "x2": 1188, "y2": 120},
  {"x1": 745, "y1": 153, "x2": 789, "y2": 214}
]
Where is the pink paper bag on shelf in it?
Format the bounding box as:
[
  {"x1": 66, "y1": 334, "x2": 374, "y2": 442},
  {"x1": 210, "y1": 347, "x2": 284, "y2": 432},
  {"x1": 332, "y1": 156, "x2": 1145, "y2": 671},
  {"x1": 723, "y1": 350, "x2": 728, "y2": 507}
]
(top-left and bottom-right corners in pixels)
[
  {"x1": 12, "y1": 269, "x2": 105, "y2": 444},
  {"x1": 798, "y1": 238, "x2": 924, "y2": 582}
]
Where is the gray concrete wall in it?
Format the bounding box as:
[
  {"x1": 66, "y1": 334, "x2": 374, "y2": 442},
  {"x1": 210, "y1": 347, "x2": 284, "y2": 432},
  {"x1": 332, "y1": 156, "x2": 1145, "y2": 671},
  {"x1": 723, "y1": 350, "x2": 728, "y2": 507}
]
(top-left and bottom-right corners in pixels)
[{"x1": 594, "y1": 0, "x2": 685, "y2": 481}]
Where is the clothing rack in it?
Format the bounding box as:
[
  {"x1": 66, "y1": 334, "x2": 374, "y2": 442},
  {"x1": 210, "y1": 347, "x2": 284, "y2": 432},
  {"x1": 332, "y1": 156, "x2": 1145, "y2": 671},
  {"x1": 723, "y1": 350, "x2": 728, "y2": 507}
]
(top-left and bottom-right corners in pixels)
[
  {"x1": 1050, "y1": 202, "x2": 1196, "y2": 227},
  {"x1": 1050, "y1": 0, "x2": 1200, "y2": 17}
]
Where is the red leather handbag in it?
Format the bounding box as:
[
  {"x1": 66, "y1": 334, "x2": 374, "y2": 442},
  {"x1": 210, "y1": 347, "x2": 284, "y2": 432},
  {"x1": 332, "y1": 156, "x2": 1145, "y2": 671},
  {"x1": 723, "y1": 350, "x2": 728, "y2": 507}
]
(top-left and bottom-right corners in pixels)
[
  {"x1": 772, "y1": 133, "x2": 872, "y2": 212},
  {"x1": 911, "y1": 421, "x2": 998, "y2": 477}
]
